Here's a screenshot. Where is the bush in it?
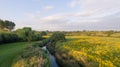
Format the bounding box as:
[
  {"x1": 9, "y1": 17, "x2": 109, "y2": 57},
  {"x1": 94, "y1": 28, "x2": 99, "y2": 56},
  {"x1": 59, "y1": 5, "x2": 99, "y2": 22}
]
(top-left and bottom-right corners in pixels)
[
  {"x1": 0, "y1": 33, "x2": 3, "y2": 44},
  {"x1": 50, "y1": 32, "x2": 66, "y2": 42},
  {"x1": 0, "y1": 33, "x2": 20, "y2": 44},
  {"x1": 16, "y1": 27, "x2": 43, "y2": 42},
  {"x1": 46, "y1": 32, "x2": 66, "y2": 54}
]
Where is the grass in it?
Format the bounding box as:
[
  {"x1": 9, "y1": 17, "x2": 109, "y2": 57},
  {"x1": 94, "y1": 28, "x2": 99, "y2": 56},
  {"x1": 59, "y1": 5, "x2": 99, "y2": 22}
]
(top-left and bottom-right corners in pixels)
[
  {"x1": 55, "y1": 36, "x2": 120, "y2": 67},
  {"x1": 0, "y1": 42, "x2": 35, "y2": 67},
  {"x1": 12, "y1": 44, "x2": 51, "y2": 67}
]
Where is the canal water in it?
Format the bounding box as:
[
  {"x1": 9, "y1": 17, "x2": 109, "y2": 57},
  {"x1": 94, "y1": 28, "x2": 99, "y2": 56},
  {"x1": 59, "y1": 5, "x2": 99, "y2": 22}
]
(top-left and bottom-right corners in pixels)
[{"x1": 42, "y1": 46, "x2": 59, "y2": 67}]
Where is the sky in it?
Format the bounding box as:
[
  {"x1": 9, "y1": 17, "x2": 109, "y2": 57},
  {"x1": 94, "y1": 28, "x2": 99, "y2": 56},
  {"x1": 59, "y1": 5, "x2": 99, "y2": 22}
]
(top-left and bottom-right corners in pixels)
[{"x1": 0, "y1": 0, "x2": 120, "y2": 31}]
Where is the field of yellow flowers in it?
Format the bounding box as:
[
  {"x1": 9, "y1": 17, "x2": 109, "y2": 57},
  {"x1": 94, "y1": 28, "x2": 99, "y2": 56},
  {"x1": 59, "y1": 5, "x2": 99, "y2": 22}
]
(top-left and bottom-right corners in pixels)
[{"x1": 56, "y1": 36, "x2": 120, "y2": 67}]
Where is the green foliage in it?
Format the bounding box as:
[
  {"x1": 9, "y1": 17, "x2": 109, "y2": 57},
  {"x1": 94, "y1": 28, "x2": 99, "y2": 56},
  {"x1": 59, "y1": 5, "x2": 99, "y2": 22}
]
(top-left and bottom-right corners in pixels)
[
  {"x1": 0, "y1": 19, "x2": 4, "y2": 29},
  {"x1": 40, "y1": 31, "x2": 47, "y2": 36},
  {"x1": 0, "y1": 19, "x2": 15, "y2": 31},
  {"x1": 0, "y1": 33, "x2": 19, "y2": 44},
  {"x1": 0, "y1": 34, "x2": 3, "y2": 43},
  {"x1": 38, "y1": 39, "x2": 50, "y2": 47},
  {"x1": 50, "y1": 32, "x2": 66, "y2": 42},
  {"x1": 46, "y1": 32, "x2": 66, "y2": 55},
  {"x1": 0, "y1": 27, "x2": 44, "y2": 44},
  {"x1": 4, "y1": 20, "x2": 15, "y2": 31},
  {"x1": 16, "y1": 27, "x2": 42, "y2": 42}
]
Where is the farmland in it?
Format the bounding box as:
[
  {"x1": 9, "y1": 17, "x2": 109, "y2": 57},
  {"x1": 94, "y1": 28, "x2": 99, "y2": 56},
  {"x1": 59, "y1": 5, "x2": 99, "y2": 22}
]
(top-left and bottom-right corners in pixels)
[{"x1": 55, "y1": 36, "x2": 120, "y2": 67}]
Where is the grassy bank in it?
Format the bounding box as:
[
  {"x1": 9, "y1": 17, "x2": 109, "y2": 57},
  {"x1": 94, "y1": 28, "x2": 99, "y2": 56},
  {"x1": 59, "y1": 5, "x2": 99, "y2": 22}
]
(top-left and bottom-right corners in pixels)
[
  {"x1": 0, "y1": 42, "x2": 35, "y2": 67},
  {"x1": 12, "y1": 44, "x2": 51, "y2": 67}
]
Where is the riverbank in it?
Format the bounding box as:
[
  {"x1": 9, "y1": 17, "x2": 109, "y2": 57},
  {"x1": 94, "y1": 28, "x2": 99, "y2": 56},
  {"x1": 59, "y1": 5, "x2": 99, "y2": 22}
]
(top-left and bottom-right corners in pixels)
[
  {"x1": 46, "y1": 39, "x2": 83, "y2": 67},
  {"x1": 0, "y1": 42, "x2": 35, "y2": 67},
  {"x1": 42, "y1": 46, "x2": 59, "y2": 67},
  {"x1": 12, "y1": 43, "x2": 51, "y2": 67},
  {"x1": 0, "y1": 41, "x2": 52, "y2": 67}
]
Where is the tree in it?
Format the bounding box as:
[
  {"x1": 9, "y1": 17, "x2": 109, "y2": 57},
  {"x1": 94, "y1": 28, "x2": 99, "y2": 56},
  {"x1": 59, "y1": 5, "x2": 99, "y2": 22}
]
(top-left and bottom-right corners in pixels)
[
  {"x1": 40, "y1": 31, "x2": 47, "y2": 36},
  {"x1": 0, "y1": 19, "x2": 15, "y2": 31},
  {"x1": 16, "y1": 27, "x2": 32, "y2": 41},
  {"x1": 4, "y1": 20, "x2": 15, "y2": 31},
  {"x1": 0, "y1": 19, "x2": 4, "y2": 30}
]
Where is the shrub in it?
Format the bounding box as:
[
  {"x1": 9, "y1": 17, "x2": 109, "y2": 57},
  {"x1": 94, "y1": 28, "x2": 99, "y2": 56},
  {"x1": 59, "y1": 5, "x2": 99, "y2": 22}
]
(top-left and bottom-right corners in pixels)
[
  {"x1": 0, "y1": 33, "x2": 19, "y2": 44},
  {"x1": 16, "y1": 27, "x2": 43, "y2": 42},
  {"x1": 50, "y1": 32, "x2": 66, "y2": 42},
  {"x1": 0, "y1": 33, "x2": 3, "y2": 44}
]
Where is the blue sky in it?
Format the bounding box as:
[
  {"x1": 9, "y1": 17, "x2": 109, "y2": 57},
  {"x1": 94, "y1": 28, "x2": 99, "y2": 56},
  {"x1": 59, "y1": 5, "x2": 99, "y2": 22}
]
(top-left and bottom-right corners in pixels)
[{"x1": 0, "y1": 0, "x2": 120, "y2": 31}]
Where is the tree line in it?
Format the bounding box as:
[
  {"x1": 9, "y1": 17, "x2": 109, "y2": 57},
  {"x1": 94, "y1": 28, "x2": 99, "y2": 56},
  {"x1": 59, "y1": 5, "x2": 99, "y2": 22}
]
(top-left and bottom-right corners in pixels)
[{"x1": 0, "y1": 19, "x2": 46, "y2": 44}]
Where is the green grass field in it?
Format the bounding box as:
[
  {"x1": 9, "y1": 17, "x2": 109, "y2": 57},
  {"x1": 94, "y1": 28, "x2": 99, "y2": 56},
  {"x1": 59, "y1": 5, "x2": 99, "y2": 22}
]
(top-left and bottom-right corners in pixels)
[{"x1": 0, "y1": 42, "x2": 35, "y2": 67}]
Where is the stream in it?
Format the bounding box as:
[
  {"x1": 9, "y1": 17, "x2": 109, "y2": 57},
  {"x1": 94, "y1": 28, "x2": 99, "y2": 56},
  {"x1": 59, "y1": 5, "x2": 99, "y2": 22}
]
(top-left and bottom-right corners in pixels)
[{"x1": 42, "y1": 46, "x2": 59, "y2": 67}]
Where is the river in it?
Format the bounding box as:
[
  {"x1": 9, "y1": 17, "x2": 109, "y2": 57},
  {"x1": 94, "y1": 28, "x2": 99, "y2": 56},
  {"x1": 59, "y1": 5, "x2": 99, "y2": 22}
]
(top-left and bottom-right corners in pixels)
[{"x1": 42, "y1": 46, "x2": 59, "y2": 67}]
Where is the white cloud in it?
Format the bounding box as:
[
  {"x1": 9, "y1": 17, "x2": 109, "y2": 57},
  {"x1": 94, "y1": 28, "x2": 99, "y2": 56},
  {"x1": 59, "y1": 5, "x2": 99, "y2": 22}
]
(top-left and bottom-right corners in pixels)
[
  {"x1": 69, "y1": 0, "x2": 84, "y2": 8},
  {"x1": 69, "y1": 0, "x2": 120, "y2": 16},
  {"x1": 25, "y1": 5, "x2": 54, "y2": 19},
  {"x1": 20, "y1": 0, "x2": 120, "y2": 31},
  {"x1": 38, "y1": 5, "x2": 54, "y2": 14},
  {"x1": 44, "y1": 6, "x2": 54, "y2": 10},
  {"x1": 69, "y1": 0, "x2": 79, "y2": 8}
]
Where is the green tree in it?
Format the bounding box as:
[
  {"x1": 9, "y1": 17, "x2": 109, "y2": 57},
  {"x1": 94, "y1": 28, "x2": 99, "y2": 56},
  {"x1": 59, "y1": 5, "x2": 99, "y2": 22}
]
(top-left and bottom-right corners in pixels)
[
  {"x1": 0, "y1": 19, "x2": 15, "y2": 31},
  {"x1": 0, "y1": 19, "x2": 4, "y2": 30},
  {"x1": 40, "y1": 31, "x2": 47, "y2": 36},
  {"x1": 4, "y1": 20, "x2": 15, "y2": 31},
  {"x1": 16, "y1": 27, "x2": 32, "y2": 41}
]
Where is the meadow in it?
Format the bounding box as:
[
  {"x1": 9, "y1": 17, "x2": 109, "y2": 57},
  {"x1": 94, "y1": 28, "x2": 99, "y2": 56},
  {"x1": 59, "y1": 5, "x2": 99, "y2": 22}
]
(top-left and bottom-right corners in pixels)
[
  {"x1": 0, "y1": 29, "x2": 120, "y2": 67},
  {"x1": 55, "y1": 36, "x2": 120, "y2": 67}
]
